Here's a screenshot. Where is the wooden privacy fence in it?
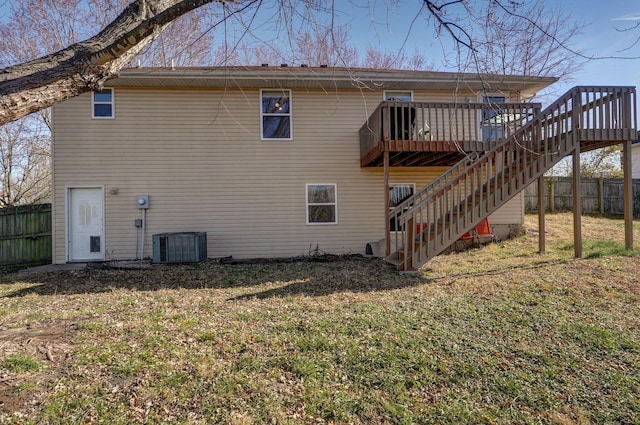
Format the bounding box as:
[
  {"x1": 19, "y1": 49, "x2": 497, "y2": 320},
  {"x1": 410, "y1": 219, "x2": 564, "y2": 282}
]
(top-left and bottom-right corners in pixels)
[
  {"x1": 524, "y1": 178, "x2": 640, "y2": 216},
  {"x1": 0, "y1": 203, "x2": 52, "y2": 270}
]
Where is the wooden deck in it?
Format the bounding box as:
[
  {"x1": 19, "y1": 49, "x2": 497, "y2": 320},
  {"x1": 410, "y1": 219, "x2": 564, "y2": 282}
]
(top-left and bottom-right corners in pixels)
[
  {"x1": 378, "y1": 86, "x2": 638, "y2": 271},
  {"x1": 359, "y1": 100, "x2": 542, "y2": 167},
  {"x1": 360, "y1": 141, "x2": 465, "y2": 167},
  {"x1": 360, "y1": 101, "x2": 637, "y2": 168}
]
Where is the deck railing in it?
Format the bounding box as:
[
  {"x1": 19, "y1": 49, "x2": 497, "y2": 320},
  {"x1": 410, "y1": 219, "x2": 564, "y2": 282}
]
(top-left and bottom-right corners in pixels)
[
  {"x1": 359, "y1": 100, "x2": 542, "y2": 160},
  {"x1": 388, "y1": 86, "x2": 636, "y2": 270}
]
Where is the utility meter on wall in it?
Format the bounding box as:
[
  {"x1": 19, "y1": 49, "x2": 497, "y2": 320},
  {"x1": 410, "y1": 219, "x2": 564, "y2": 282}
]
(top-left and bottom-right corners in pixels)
[{"x1": 136, "y1": 195, "x2": 150, "y2": 209}]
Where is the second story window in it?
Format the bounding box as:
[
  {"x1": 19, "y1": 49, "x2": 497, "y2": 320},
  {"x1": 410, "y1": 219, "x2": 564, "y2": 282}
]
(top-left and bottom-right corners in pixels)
[
  {"x1": 482, "y1": 96, "x2": 507, "y2": 141},
  {"x1": 261, "y1": 89, "x2": 291, "y2": 140},
  {"x1": 384, "y1": 91, "x2": 415, "y2": 140},
  {"x1": 92, "y1": 88, "x2": 114, "y2": 119},
  {"x1": 384, "y1": 91, "x2": 412, "y2": 101}
]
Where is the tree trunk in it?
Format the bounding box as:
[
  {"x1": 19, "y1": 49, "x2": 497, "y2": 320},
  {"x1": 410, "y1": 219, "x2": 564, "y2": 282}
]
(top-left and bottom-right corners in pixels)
[{"x1": 0, "y1": 0, "x2": 219, "y2": 126}]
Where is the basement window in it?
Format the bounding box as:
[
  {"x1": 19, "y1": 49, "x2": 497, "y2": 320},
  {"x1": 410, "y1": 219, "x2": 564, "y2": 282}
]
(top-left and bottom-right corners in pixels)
[
  {"x1": 261, "y1": 89, "x2": 292, "y2": 140},
  {"x1": 306, "y1": 184, "x2": 337, "y2": 224},
  {"x1": 92, "y1": 88, "x2": 114, "y2": 119}
]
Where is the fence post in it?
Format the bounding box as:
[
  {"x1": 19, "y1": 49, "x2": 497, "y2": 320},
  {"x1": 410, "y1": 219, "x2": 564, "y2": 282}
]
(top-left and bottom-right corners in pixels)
[
  {"x1": 538, "y1": 176, "x2": 546, "y2": 253},
  {"x1": 524, "y1": 177, "x2": 640, "y2": 217},
  {"x1": 598, "y1": 177, "x2": 604, "y2": 215},
  {"x1": 548, "y1": 179, "x2": 555, "y2": 212}
]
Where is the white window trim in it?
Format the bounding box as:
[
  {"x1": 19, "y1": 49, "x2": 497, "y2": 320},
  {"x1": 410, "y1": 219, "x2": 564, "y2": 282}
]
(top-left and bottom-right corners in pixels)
[
  {"x1": 384, "y1": 90, "x2": 413, "y2": 101},
  {"x1": 478, "y1": 92, "x2": 509, "y2": 103},
  {"x1": 306, "y1": 183, "x2": 338, "y2": 225},
  {"x1": 92, "y1": 88, "x2": 115, "y2": 119},
  {"x1": 260, "y1": 89, "x2": 293, "y2": 141},
  {"x1": 479, "y1": 93, "x2": 508, "y2": 142}
]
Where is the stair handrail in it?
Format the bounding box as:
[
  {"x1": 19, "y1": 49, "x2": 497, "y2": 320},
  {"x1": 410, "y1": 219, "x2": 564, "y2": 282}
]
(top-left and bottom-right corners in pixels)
[
  {"x1": 392, "y1": 85, "x2": 620, "y2": 218},
  {"x1": 389, "y1": 85, "x2": 636, "y2": 270},
  {"x1": 389, "y1": 103, "x2": 546, "y2": 219}
]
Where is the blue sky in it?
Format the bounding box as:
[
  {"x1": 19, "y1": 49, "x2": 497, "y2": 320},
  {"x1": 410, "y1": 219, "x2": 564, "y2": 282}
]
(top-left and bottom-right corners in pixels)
[{"x1": 535, "y1": 1, "x2": 639, "y2": 91}]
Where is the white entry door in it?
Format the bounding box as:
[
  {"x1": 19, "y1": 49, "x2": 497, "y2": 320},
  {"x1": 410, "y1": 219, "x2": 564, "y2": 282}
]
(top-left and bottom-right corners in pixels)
[{"x1": 68, "y1": 187, "x2": 104, "y2": 261}]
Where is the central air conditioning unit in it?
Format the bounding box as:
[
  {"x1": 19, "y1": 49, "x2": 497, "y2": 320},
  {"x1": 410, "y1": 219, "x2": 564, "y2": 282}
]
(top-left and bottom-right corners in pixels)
[{"x1": 152, "y1": 232, "x2": 207, "y2": 263}]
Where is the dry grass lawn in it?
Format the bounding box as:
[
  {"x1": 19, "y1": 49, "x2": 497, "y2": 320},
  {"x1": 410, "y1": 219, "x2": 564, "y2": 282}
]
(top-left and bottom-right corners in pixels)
[{"x1": 1, "y1": 213, "x2": 639, "y2": 424}]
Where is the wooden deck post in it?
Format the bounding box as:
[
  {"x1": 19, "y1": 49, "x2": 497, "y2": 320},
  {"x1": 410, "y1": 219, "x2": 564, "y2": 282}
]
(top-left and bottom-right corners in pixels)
[
  {"x1": 384, "y1": 149, "x2": 391, "y2": 257},
  {"x1": 572, "y1": 147, "x2": 582, "y2": 258},
  {"x1": 623, "y1": 139, "x2": 634, "y2": 250},
  {"x1": 572, "y1": 91, "x2": 583, "y2": 259},
  {"x1": 622, "y1": 88, "x2": 634, "y2": 251},
  {"x1": 537, "y1": 176, "x2": 546, "y2": 253}
]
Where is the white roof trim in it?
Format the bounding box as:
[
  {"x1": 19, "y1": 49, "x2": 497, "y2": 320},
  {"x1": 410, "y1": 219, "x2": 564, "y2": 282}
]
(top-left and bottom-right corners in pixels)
[{"x1": 108, "y1": 66, "x2": 558, "y2": 97}]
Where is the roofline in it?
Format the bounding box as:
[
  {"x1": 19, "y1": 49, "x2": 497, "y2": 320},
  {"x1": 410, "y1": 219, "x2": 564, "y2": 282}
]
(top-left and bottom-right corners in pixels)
[{"x1": 108, "y1": 66, "x2": 559, "y2": 97}]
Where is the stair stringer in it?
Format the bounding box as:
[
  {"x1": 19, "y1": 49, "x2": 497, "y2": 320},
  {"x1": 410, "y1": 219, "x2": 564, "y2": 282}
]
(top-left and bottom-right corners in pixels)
[
  {"x1": 385, "y1": 86, "x2": 612, "y2": 271},
  {"x1": 387, "y1": 133, "x2": 576, "y2": 271}
]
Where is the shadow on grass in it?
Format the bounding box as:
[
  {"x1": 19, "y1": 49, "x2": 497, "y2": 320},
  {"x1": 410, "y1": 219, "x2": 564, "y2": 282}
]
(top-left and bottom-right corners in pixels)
[
  {"x1": 4, "y1": 246, "x2": 632, "y2": 300},
  {"x1": 229, "y1": 258, "x2": 571, "y2": 300},
  {"x1": 0, "y1": 255, "x2": 428, "y2": 299},
  {"x1": 424, "y1": 258, "x2": 569, "y2": 284}
]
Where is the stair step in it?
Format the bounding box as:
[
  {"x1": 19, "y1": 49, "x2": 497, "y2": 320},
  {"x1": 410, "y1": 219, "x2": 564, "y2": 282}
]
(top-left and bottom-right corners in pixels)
[
  {"x1": 384, "y1": 97, "x2": 585, "y2": 271},
  {"x1": 385, "y1": 252, "x2": 402, "y2": 267},
  {"x1": 385, "y1": 251, "x2": 417, "y2": 272}
]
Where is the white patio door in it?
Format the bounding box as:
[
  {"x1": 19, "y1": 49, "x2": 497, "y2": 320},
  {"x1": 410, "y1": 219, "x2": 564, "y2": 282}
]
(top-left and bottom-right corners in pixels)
[{"x1": 68, "y1": 187, "x2": 104, "y2": 261}]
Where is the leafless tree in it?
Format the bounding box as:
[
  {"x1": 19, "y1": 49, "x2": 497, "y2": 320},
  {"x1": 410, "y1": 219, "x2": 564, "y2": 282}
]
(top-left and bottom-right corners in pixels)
[
  {"x1": 362, "y1": 46, "x2": 432, "y2": 70},
  {"x1": 0, "y1": 114, "x2": 50, "y2": 207},
  {"x1": 291, "y1": 26, "x2": 360, "y2": 67},
  {"x1": 419, "y1": 0, "x2": 588, "y2": 89},
  {"x1": 469, "y1": 1, "x2": 586, "y2": 79},
  {"x1": 551, "y1": 146, "x2": 626, "y2": 179}
]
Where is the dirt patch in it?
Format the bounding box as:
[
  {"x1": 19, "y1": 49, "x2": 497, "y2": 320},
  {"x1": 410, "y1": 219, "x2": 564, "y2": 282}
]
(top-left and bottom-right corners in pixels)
[{"x1": 0, "y1": 320, "x2": 79, "y2": 417}]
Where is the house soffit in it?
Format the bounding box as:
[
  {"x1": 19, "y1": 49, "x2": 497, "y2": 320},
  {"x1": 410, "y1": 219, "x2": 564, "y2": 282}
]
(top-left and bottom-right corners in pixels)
[{"x1": 109, "y1": 66, "x2": 558, "y2": 97}]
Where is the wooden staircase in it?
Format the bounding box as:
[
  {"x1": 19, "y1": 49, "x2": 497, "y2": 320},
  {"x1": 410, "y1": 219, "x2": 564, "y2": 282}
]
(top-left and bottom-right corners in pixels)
[{"x1": 386, "y1": 86, "x2": 637, "y2": 271}]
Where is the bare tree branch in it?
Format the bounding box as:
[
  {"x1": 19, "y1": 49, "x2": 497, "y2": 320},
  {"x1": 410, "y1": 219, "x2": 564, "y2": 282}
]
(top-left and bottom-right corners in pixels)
[
  {"x1": 613, "y1": 20, "x2": 640, "y2": 53},
  {"x1": 492, "y1": 0, "x2": 640, "y2": 61},
  {"x1": 425, "y1": 1, "x2": 475, "y2": 51},
  {"x1": 0, "y1": 0, "x2": 231, "y2": 126}
]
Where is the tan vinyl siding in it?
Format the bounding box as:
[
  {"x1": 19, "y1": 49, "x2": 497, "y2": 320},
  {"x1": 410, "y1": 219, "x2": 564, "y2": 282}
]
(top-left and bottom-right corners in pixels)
[
  {"x1": 52, "y1": 86, "x2": 523, "y2": 263},
  {"x1": 489, "y1": 195, "x2": 524, "y2": 225}
]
